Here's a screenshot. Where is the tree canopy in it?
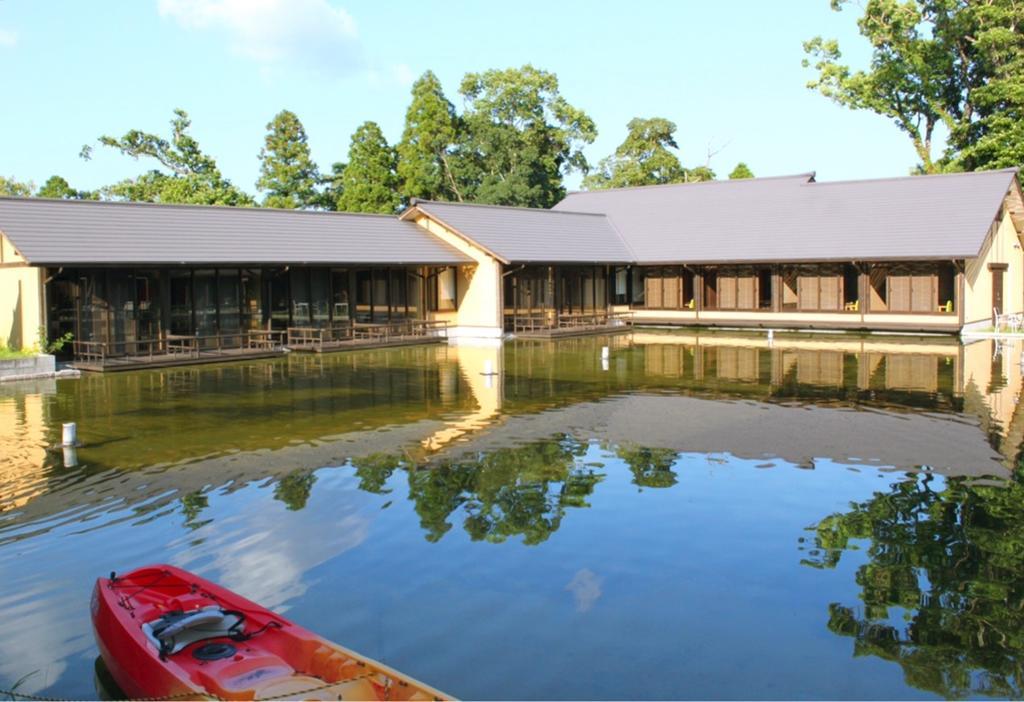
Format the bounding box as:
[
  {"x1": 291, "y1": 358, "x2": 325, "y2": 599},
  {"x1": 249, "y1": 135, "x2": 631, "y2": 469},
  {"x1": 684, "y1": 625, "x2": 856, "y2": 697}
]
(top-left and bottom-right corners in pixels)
[
  {"x1": 0, "y1": 176, "x2": 33, "y2": 197},
  {"x1": 334, "y1": 121, "x2": 400, "y2": 214},
  {"x1": 728, "y1": 162, "x2": 755, "y2": 179},
  {"x1": 256, "y1": 110, "x2": 321, "y2": 209},
  {"x1": 803, "y1": 0, "x2": 1024, "y2": 178},
  {"x1": 456, "y1": 64, "x2": 597, "y2": 207},
  {"x1": 582, "y1": 117, "x2": 686, "y2": 189},
  {"x1": 87, "y1": 108, "x2": 254, "y2": 205},
  {"x1": 397, "y1": 70, "x2": 463, "y2": 203},
  {"x1": 37, "y1": 175, "x2": 94, "y2": 200}
]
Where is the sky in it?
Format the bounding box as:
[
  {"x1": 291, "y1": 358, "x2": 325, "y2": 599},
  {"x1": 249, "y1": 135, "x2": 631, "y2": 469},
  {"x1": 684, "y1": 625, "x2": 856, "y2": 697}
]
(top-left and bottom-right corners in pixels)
[{"x1": 0, "y1": 0, "x2": 924, "y2": 196}]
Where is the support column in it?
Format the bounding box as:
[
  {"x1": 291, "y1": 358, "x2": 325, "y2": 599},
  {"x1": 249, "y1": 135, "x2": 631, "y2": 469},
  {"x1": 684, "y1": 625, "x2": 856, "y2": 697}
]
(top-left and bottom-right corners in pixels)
[{"x1": 694, "y1": 266, "x2": 704, "y2": 320}]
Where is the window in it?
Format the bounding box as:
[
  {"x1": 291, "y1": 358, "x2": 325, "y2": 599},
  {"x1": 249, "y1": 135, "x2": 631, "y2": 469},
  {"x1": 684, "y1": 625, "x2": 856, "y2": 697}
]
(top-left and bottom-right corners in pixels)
[
  {"x1": 613, "y1": 267, "x2": 629, "y2": 305},
  {"x1": 428, "y1": 267, "x2": 457, "y2": 311}
]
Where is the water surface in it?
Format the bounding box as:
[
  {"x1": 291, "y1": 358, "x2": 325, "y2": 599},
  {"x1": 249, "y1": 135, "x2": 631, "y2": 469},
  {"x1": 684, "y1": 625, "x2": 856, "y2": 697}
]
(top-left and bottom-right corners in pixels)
[{"x1": 1, "y1": 332, "x2": 1022, "y2": 699}]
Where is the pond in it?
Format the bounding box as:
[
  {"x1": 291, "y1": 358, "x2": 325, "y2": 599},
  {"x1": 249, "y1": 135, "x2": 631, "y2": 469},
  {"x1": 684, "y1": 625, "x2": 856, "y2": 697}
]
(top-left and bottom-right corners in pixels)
[{"x1": 1, "y1": 331, "x2": 1022, "y2": 700}]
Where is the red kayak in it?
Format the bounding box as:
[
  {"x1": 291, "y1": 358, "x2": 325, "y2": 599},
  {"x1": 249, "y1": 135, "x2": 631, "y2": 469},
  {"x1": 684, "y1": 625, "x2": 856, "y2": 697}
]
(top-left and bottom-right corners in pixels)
[{"x1": 91, "y1": 564, "x2": 452, "y2": 700}]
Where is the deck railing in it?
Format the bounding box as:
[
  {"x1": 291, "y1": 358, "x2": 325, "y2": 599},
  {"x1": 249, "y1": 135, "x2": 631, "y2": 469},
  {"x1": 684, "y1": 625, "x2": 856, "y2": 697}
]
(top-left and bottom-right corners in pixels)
[
  {"x1": 506, "y1": 311, "x2": 631, "y2": 333},
  {"x1": 72, "y1": 330, "x2": 287, "y2": 366},
  {"x1": 285, "y1": 320, "x2": 449, "y2": 352}
]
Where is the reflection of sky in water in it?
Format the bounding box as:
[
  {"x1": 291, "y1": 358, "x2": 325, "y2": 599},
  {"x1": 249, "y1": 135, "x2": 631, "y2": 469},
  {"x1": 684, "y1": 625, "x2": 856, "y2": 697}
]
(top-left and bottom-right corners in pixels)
[
  {"x1": 171, "y1": 473, "x2": 371, "y2": 610},
  {"x1": 0, "y1": 337, "x2": 1021, "y2": 700}
]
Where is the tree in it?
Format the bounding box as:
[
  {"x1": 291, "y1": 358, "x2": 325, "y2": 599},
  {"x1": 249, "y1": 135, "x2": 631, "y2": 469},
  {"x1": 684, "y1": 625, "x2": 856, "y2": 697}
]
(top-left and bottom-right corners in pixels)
[
  {"x1": 397, "y1": 71, "x2": 463, "y2": 203},
  {"x1": 256, "y1": 110, "x2": 321, "y2": 209},
  {"x1": 334, "y1": 121, "x2": 400, "y2": 214},
  {"x1": 37, "y1": 175, "x2": 95, "y2": 200},
  {"x1": 582, "y1": 117, "x2": 686, "y2": 189},
  {"x1": 802, "y1": 472, "x2": 1024, "y2": 698},
  {"x1": 317, "y1": 161, "x2": 346, "y2": 211},
  {"x1": 803, "y1": 0, "x2": 1024, "y2": 177},
  {"x1": 728, "y1": 162, "x2": 755, "y2": 179},
  {"x1": 950, "y1": 2, "x2": 1024, "y2": 177},
  {"x1": 0, "y1": 176, "x2": 33, "y2": 197},
  {"x1": 457, "y1": 65, "x2": 597, "y2": 207},
  {"x1": 88, "y1": 108, "x2": 254, "y2": 205}
]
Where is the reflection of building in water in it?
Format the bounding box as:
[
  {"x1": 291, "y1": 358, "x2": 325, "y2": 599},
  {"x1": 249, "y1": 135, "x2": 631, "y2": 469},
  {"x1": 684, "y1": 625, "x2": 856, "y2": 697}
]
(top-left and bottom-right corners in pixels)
[
  {"x1": 420, "y1": 344, "x2": 504, "y2": 453},
  {"x1": 0, "y1": 380, "x2": 55, "y2": 512},
  {"x1": 629, "y1": 332, "x2": 1024, "y2": 465}
]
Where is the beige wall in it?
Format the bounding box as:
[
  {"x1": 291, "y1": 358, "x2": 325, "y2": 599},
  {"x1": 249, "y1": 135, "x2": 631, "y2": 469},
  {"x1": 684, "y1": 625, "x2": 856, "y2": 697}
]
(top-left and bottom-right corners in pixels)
[
  {"x1": 964, "y1": 207, "x2": 1024, "y2": 325},
  {"x1": 0, "y1": 233, "x2": 43, "y2": 350},
  {"x1": 412, "y1": 214, "x2": 504, "y2": 338}
]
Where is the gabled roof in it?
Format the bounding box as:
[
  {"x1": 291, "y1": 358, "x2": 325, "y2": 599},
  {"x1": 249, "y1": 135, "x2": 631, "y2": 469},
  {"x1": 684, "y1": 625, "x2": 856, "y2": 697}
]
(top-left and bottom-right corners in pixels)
[
  {"x1": 0, "y1": 197, "x2": 472, "y2": 266},
  {"x1": 554, "y1": 169, "x2": 1021, "y2": 264},
  {"x1": 403, "y1": 200, "x2": 633, "y2": 264}
]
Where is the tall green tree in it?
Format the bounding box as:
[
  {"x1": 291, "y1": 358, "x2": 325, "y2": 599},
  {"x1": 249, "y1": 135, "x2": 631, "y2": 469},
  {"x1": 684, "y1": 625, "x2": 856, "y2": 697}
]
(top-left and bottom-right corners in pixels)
[
  {"x1": 803, "y1": 0, "x2": 1024, "y2": 177},
  {"x1": 37, "y1": 175, "x2": 95, "y2": 200},
  {"x1": 951, "y1": 1, "x2": 1024, "y2": 177},
  {"x1": 582, "y1": 117, "x2": 686, "y2": 189},
  {"x1": 457, "y1": 65, "x2": 597, "y2": 207},
  {"x1": 317, "y1": 161, "x2": 346, "y2": 211},
  {"x1": 397, "y1": 71, "x2": 463, "y2": 203},
  {"x1": 728, "y1": 162, "x2": 755, "y2": 179},
  {"x1": 87, "y1": 108, "x2": 254, "y2": 205},
  {"x1": 334, "y1": 121, "x2": 400, "y2": 214},
  {"x1": 0, "y1": 176, "x2": 33, "y2": 197},
  {"x1": 256, "y1": 110, "x2": 321, "y2": 209}
]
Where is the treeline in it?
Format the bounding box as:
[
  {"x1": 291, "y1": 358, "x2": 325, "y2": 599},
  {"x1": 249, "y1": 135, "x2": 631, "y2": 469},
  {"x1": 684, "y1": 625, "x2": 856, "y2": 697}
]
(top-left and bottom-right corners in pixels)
[{"x1": 0, "y1": 65, "x2": 754, "y2": 213}]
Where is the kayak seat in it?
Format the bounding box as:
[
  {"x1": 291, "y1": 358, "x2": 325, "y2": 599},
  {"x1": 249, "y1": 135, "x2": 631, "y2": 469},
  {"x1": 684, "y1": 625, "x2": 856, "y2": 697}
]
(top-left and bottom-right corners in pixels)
[{"x1": 143, "y1": 606, "x2": 243, "y2": 656}]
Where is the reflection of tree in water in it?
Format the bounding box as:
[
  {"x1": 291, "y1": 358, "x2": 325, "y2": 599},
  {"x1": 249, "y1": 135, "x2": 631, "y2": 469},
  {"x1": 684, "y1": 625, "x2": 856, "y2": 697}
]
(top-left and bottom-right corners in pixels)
[
  {"x1": 407, "y1": 437, "x2": 603, "y2": 545},
  {"x1": 802, "y1": 472, "x2": 1024, "y2": 698},
  {"x1": 273, "y1": 470, "x2": 317, "y2": 511},
  {"x1": 351, "y1": 453, "x2": 401, "y2": 494},
  {"x1": 180, "y1": 490, "x2": 210, "y2": 530},
  {"x1": 616, "y1": 446, "x2": 678, "y2": 489}
]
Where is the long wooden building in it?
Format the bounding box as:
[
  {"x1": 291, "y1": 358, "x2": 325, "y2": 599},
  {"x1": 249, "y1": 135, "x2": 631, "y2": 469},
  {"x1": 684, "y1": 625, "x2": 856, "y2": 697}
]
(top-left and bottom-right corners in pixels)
[{"x1": 1, "y1": 168, "x2": 1021, "y2": 369}]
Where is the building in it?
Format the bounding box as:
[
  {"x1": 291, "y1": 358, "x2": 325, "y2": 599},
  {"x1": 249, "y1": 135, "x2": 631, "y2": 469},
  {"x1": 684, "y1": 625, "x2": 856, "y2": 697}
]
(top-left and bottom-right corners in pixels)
[{"x1": 1, "y1": 168, "x2": 1022, "y2": 369}]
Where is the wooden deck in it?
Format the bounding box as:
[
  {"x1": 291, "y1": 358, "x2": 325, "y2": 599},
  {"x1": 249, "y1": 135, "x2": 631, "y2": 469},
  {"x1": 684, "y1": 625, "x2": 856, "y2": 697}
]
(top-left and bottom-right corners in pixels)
[
  {"x1": 71, "y1": 347, "x2": 286, "y2": 372},
  {"x1": 507, "y1": 312, "x2": 633, "y2": 339},
  {"x1": 285, "y1": 320, "x2": 449, "y2": 353}
]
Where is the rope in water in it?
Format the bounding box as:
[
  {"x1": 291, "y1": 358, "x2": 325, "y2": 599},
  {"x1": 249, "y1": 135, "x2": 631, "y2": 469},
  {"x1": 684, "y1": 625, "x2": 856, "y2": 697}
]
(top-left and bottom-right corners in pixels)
[{"x1": 0, "y1": 671, "x2": 425, "y2": 702}]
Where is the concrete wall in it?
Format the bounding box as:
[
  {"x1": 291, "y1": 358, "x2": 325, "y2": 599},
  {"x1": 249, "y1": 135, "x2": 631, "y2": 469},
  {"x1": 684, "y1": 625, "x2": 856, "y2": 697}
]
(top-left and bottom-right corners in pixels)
[
  {"x1": 964, "y1": 207, "x2": 1024, "y2": 326},
  {"x1": 0, "y1": 234, "x2": 44, "y2": 350},
  {"x1": 412, "y1": 214, "x2": 504, "y2": 339},
  {"x1": 0, "y1": 354, "x2": 55, "y2": 381}
]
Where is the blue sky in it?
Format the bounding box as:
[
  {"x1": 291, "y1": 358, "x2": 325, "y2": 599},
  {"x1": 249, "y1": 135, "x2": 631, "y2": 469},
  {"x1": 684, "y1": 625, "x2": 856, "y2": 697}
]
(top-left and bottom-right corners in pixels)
[{"x1": 1, "y1": 0, "x2": 921, "y2": 195}]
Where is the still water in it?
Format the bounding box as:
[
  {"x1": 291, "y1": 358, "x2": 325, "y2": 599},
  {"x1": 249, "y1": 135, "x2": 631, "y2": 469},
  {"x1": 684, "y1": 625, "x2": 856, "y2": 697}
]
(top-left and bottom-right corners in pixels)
[{"x1": 1, "y1": 331, "x2": 1022, "y2": 699}]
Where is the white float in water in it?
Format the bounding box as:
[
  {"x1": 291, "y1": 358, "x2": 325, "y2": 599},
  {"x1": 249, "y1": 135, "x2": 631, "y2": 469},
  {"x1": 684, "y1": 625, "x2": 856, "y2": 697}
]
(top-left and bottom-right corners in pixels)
[
  {"x1": 601, "y1": 358, "x2": 609, "y2": 372},
  {"x1": 601, "y1": 346, "x2": 610, "y2": 359},
  {"x1": 62, "y1": 422, "x2": 78, "y2": 447},
  {"x1": 767, "y1": 329, "x2": 775, "y2": 346},
  {"x1": 481, "y1": 359, "x2": 498, "y2": 376}
]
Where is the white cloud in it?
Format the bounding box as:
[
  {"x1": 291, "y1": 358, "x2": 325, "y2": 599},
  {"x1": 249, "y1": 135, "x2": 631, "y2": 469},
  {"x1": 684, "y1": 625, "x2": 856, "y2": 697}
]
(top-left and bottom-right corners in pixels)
[
  {"x1": 0, "y1": 28, "x2": 17, "y2": 48},
  {"x1": 157, "y1": 0, "x2": 360, "y2": 73}
]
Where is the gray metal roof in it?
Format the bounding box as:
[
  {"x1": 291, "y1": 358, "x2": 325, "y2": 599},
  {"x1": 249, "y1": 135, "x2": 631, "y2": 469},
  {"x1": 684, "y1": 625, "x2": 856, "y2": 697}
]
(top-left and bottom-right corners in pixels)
[
  {"x1": 0, "y1": 197, "x2": 472, "y2": 266},
  {"x1": 554, "y1": 169, "x2": 1020, "y2": 263},
  {"x1": 407, "y1": 200, "x2": 633, "y2": 263}
]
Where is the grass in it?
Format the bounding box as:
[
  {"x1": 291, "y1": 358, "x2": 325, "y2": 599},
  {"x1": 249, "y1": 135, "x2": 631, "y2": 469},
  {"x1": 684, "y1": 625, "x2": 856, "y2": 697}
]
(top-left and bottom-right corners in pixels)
[{"x1": 0, "y1": 346, "x2": 38, "y2": 360}]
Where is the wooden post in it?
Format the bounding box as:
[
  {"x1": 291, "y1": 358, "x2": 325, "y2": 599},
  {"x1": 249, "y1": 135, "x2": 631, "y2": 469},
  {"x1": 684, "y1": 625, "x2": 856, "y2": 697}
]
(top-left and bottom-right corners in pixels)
[{"x1": 694, "y1": 267, "x2": 704, "y2": 319}]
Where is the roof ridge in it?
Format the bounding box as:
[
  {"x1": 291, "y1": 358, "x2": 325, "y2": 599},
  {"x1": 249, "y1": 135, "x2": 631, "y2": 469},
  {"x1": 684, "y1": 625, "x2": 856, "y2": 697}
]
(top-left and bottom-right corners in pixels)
[
  {"x1": 413, "y1": 199, "x2": 610, "y2": 217},
  {"x1": 807, "y1": 167, "x2": 1020, "y2": 187},
  {"x1": 560, "y1": 172, "x2": 816, "y2": 197},
  {"x1": 0, "y1": 196, "x2": 403, "y2": 220}
]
